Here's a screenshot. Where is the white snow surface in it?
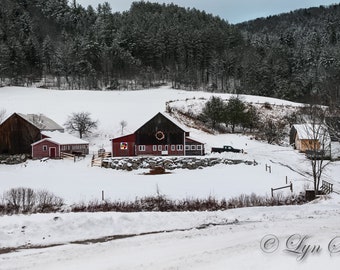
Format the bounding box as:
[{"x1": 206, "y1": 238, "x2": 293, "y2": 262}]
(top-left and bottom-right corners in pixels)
[
  {"x1": 1, "y1": 86, "x2": 340, "y2": 269},
  {"x1": 38, "y1": 131, "x2": 89, "y2": 145},
  {"x1": 1, "y1": 196, "x2": 340, "y2": 269}
]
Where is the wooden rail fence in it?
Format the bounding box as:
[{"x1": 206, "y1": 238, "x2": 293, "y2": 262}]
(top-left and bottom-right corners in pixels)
[
  {"x1": 61, "y1": 152, "x2": 76, "y2": 162},
  {"x1": 271, "y1": 182, "x2": 293, "y2": 197},
  {"x1": 320, "y1": 180, "x2": 333, "y2": 194},
  {"x1": 91, "y1": 152, "x2": 111, "y2": 167}
]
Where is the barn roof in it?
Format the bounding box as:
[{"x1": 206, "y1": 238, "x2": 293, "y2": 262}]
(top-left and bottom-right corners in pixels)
[
  {"x1": 111, "y1": 133, "x2": 135, "y2": 142},
  {"x1": 32, "y1": 131, "x2": 88, "y2": 146},
  {"x1": 18, "y1": 113, "x2": 64, "y2": 131},
  {"x1": 158, "y1": 112, "x2": 189, "y2": 132},
  {"x1": 186, "y1": 136, "x2": 204, "y2": 144},
  {"x1": 134, "y1": 112, "x2": 189, "y2": 133},
  {"x1": 110, "y1": 112, "x2": 190, "y2": 141}
]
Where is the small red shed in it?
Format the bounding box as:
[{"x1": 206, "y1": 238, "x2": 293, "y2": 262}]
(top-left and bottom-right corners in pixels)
[{"x1": 31, "y1": 131, "x2": 89, "y2": 159}]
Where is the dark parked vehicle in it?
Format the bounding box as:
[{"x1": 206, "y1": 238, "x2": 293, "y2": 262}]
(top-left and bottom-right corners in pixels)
[{"x1": 211, "y1": 145, "x2": 243, "y2": 153}]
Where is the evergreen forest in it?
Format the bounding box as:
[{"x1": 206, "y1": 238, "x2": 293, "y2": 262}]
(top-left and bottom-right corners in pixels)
[{"x1": 1, "y1": 0, "x2": 340, "y2": 106}]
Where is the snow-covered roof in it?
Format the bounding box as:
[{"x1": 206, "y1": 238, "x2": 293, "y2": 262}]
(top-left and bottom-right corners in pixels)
[
  {"x1": 18, "y1": 113, "x2": 64, "y2": 131},
  {"x1": 186, "y1": 136, "x2": 204, "y2": 144},
  {"x1": 32, "y1": 131, "x2": 88, "y2": 146},
  {"x1": 293, "y1": 124, "x2": 330, "y2": 142}
]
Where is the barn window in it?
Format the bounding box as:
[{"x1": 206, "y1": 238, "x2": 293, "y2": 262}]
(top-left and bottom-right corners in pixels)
[
  {"x1": 165, "y1": 145, "x2": 168, "y2": 151},
  {"x1": 139, "y1": 145, "x2": 145, "y2": 151},
  {"x1": 120, "y1": 142, "x2": 128, "y2": 150},
  {"x1": 171, "y1": 145, "x2": 175, "y2": 151},
  {"x1": 153, "y1": 145, "x2": 157, "y2": 151},
  {"x1": 43, "y1": 145, "x2": 47, "y2": 151},
  {"x1": 177, "y1": 145, "x2": 183, "y2": 151},
  {"x1": 197, "y1": 145, "x2": 202, "y2": 150},
  {"x1": 191, "y1": 145, "x2": 196, "y2": 150},
  {"x1": 158, "y1": 145, "x2": 162, "y2": 151},
  {"x1": 185, "y1": 145, "x2": 190, "y2": 150}
]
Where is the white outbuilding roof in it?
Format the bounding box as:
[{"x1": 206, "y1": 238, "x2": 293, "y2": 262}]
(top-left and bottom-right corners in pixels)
[
  {"x1": 32, "y1": 131, "x2": 88, "y2": 146},
  {"x1": 293, "y1": 124, "x2": 331, "y2": 143}
]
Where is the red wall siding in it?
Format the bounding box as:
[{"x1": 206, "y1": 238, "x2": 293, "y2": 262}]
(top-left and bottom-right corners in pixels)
[
  {"x1": 32, "y1": 140, "x2": 60, "y2": 159},
  {"x1": 135, "y1": 144, "x2": 184, "y2": 156},
  {"x1": 111, "y1": 134, "x2": 204, "y2": 157},
  {"x1": 112, "y1": 134, "x2": 136, "y2": 157}
]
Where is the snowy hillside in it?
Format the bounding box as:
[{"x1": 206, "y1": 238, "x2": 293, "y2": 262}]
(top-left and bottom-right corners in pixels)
[{"x1": 1, "y1": 86, "x2": 340, "y2": 269}]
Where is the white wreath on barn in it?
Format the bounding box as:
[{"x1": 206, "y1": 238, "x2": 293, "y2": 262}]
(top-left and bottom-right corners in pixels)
[{"x1": 155, "y1": 130, "x2": 165, "y2": 140}]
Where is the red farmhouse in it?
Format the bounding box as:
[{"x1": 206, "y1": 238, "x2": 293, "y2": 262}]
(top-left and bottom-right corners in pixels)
[
  {"x1": 31, "y1": 131, "x2": 89, "y2": 159},
  {"x1": 111, "y1": 112, "x2": 204, "y2": 157}
]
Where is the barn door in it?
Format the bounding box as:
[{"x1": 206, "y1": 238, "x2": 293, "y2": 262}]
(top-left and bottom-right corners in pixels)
[{"x1": 49, "y1": 147, "x2": 56, "y2": 158}]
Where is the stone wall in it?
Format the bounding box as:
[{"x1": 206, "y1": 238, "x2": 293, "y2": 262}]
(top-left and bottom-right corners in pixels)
[
  {"x1": 0, "y1": 154, "x2": 28, "y2": 165},
  {"x1": 102, "y1": 156, "x2": 258, "y2": 171}
]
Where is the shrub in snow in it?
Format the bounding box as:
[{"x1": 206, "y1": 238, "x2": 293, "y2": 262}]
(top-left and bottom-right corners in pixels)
[
  {"x1": 70, "y1": 192, "x2": 305, "y2": 213},
  {"x1": 1, "y1": 187, "x2": 64, "y2": 215}
]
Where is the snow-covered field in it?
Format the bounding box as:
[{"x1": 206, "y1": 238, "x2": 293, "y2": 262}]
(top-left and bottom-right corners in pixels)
[
  {"x1": 1, "y1": 86, "x2": 337, "y2": 202},
  {"x1": 1, "y1": 86, "x2": 340, "y2": 269}
]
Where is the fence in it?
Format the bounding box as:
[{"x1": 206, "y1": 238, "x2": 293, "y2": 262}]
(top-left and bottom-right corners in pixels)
[
  {"x1": 91, "y1": 152, "x2": 112, "y2": 167},
  {"x1": 271, "y1": 182, "x2": 293, "y2": 197},
  {"x1": 320, "y1": 180, "x2": 333, "y2": 194},
  {"x1": 61, "y1": 152, "x2": 76, "y2": 162}
]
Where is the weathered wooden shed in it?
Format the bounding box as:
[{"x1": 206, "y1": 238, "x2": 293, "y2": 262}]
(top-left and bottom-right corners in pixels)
[
  {"x1": 0, "y1": 113, "x2": 64, "y2": 155},
  {"x1": 111, "y1": 112, "x2": 204, "y2": 157},
  {"x1": 290, "y1": 124, "x2": 330, "y2": 152}
]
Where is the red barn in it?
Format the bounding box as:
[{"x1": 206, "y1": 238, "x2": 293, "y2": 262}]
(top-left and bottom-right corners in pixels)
[
  {"x1": 111, "y1": 112, "x2": 204, "y2": 157},
  {"x1": 0, "y1": 113, "x2": 64, "y2": 154},
  {"x1": 31, "y1": 131, "x2": 89, "y2": 159}
]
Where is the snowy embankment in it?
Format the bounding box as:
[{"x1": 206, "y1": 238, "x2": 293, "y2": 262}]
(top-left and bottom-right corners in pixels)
[{"x1": 0, "y1": 195, "x2": 340, "y2": 269}]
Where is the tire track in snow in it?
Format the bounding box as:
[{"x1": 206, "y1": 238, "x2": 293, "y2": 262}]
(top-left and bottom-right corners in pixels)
[{"x1": 0, "y1": 219, "x2": 258, "y2": 255}]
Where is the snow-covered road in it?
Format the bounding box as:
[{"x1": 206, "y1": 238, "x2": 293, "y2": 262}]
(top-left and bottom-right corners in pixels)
[{"x1": 1, "y1": 196, "x2": 340, "y2": 270}]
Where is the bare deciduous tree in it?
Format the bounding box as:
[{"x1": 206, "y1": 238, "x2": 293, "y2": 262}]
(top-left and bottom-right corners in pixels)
[
  {"x1": 302, "y1": 104, "x2": 331, "y2": 197},
  {"x1": 120, "y1": 120, "x2": 127, "y2": 135},
  {"x1": 64, "y1": 112, "x2": 98, "y2": 138}
]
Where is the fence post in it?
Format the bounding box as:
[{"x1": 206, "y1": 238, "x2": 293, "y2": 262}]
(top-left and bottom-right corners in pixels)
[{"x1": 102, "y1": 190, "x2": 105, "y2": 201}]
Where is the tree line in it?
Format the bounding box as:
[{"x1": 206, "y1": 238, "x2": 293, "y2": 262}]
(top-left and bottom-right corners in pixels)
[
  {"x1": 237, "y1": 4, "x2": 340, "y2": 106},
  {"x1": 1, "y1": 1, "x2": 340, "y2": 106},
  {"x1": 0, "y1": 0, "x2": 242, "y2": 91}
]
